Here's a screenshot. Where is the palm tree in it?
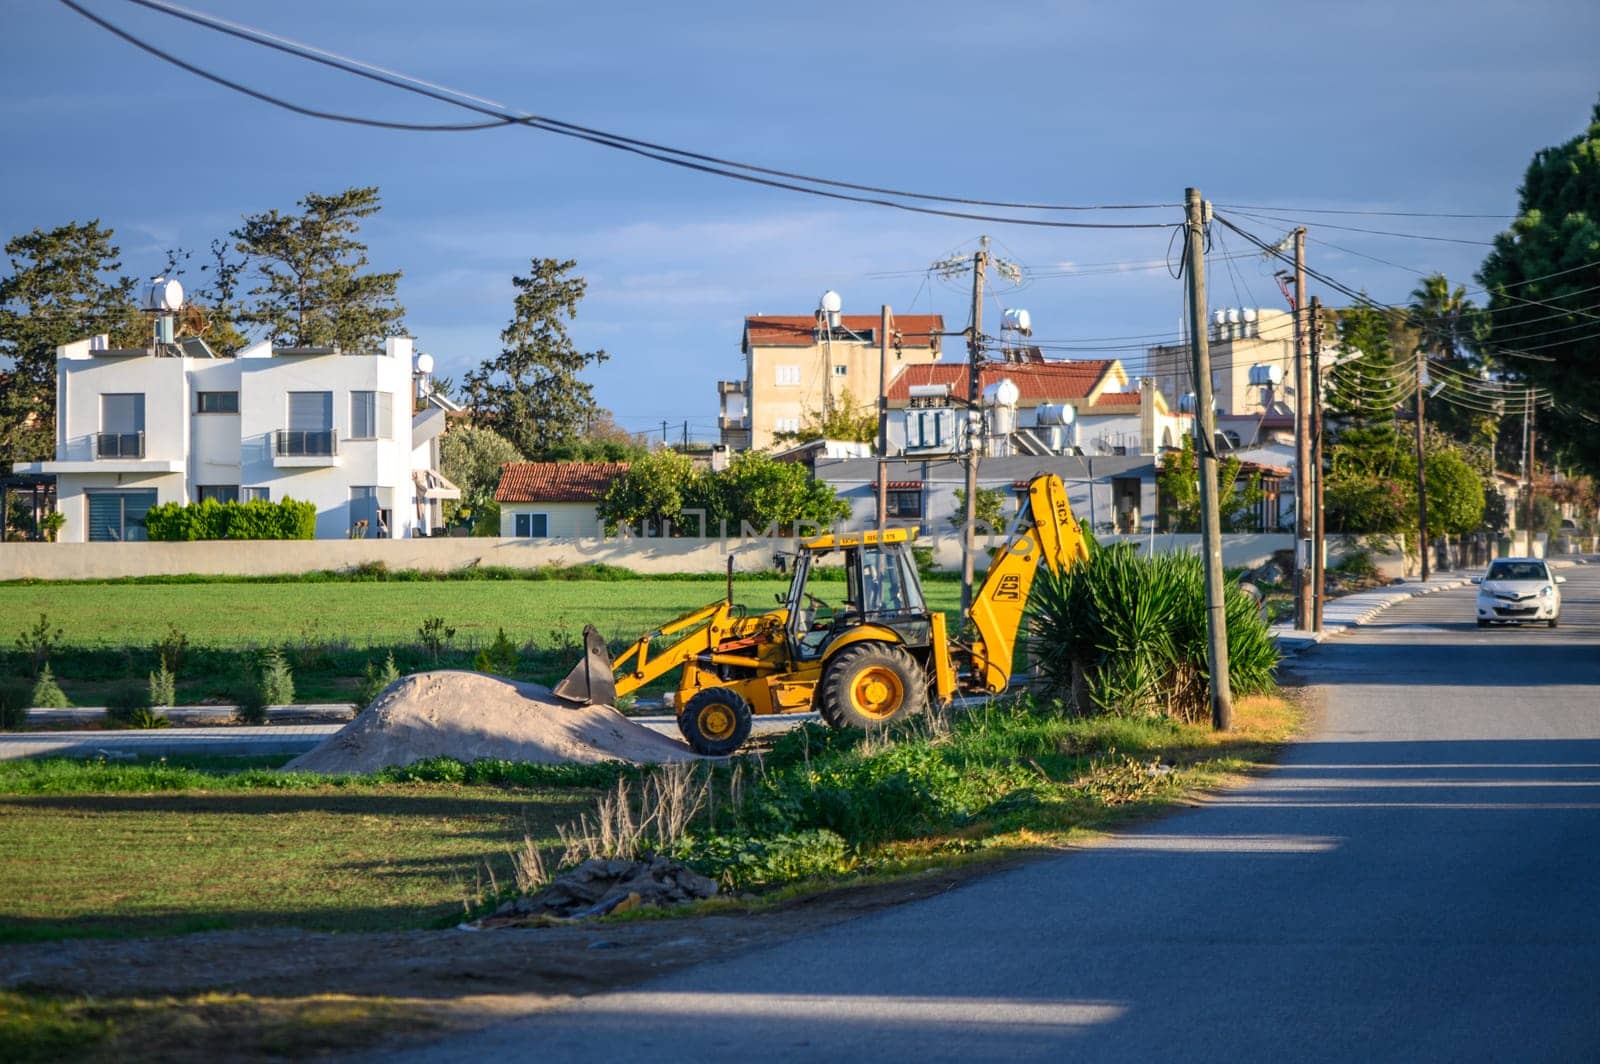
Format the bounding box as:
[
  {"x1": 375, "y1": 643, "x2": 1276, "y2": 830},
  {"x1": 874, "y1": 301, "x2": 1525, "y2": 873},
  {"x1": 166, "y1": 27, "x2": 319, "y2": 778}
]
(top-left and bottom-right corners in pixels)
[{"x1": 1408, "y1": 274, "x2": 1496, "y2": 450}]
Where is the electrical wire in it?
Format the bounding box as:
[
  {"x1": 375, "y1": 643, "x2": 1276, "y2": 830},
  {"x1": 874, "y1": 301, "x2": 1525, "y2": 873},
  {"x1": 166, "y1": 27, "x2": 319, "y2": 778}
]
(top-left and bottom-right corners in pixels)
[
  {"x1": 63, "y1": 0, "x2": 1180, "y2": 231},
  {"x1": 1215, "y1": 202, "x2": 1514, "y2": 221},
  {"x1": 1224, "y1": 208, "x2": 1497, "y2": 247}
]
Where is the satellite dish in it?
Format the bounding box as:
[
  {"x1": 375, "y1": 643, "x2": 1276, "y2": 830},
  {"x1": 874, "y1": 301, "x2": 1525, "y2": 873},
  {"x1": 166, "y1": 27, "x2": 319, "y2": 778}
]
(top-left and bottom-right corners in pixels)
[
  {"x1": 144, "y1": 277, "x2": 184, "y2": 313},
  {"x1": 415, "y1": 353, "x2": 435, "y2": 375},
  {"x1": 819, "y1": 290, "x2": 843, "y2": 314}
]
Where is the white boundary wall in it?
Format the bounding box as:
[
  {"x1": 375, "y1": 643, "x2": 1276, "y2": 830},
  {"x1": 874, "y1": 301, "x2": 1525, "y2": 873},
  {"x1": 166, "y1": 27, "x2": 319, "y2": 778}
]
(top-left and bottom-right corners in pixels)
[{"x1": 0, "y1": 532, "x2": 1323, "y2": 581}]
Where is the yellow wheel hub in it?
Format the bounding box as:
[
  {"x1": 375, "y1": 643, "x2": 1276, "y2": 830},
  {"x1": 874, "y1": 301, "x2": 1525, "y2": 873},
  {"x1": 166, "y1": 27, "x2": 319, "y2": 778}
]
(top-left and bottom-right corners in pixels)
[
  {"x1": 849, "y1": 666, "x2": 904, "y2": 720},
  {"x1": 698, "y1": 703, "x2": 737, "y2": 740}
]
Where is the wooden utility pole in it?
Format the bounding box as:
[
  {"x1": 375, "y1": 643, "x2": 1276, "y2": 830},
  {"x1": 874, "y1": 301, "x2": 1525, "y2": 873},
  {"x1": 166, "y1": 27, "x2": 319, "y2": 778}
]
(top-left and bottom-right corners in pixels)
[
  {"x1": 1414, "y1": 347, "x2": 1431, "y2": 580},
  {"x1": 1310, "y1": 297, "x2": 1326, "y2": 631},
  {"x1": 1525, "y1": 396, "x2": 1538, "y2": 551},
  {"x1": 959, "y1": 242, "x2": 989, "y2": 621},
  {"x1": 1292, "y1": 227, "x2": 1311, "y2": 630},
  {"x1": 1183, "y1": 188, "x2": 1232, "y2": 730},
  {"x1": 877, "y1": 304, "x2": 893, "y2": 539}
]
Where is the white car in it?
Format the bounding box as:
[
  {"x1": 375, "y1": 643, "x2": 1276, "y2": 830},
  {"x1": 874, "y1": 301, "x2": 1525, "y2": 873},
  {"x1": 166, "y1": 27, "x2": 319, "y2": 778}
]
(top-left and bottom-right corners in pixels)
[{"x1": 1474, "y1": 558, "x2": 1566, "y2": 628}]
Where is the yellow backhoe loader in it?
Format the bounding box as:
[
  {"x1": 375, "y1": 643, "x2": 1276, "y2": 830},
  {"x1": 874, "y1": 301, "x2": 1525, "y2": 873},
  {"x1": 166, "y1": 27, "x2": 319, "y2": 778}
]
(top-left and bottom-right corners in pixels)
[{"x1": 554, "y1": 472, "x2": 1088, "y2": 755}]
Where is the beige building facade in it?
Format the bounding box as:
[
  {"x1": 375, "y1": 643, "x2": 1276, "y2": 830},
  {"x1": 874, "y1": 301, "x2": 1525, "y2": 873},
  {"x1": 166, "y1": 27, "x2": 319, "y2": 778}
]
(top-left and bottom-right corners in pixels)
[
  {"x1": 1145, "y1": 307, "x2": 1298, "y2": 423},
  {"x1": 719, "y1": 313, "x2": 945, "y2": 451}
]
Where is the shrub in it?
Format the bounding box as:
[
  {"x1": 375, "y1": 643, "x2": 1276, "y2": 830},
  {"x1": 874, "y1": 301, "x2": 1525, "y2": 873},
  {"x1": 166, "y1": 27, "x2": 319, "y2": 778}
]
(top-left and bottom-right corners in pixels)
[
  {"x1": 126, "y1": 707, "x2": 171, "y2": 729},
  {"x1": 105, "y1": 681, "x2": 152, "y2": 726},
  {"x1": 259, "y1": 648, "x2": 295, "y2": 707},
  {"x1": 0, "y1": 677, "x2": 33, "y2": 729},
  {"x1": 29, "y1": 664, "x2": 70, "y2": 710},
  {"x1": 357, "y1": 652, "x2": 402, "y2": 707},
  {"x1": 233, "y1": 677, "x2": 268, "y2": 725},
  {"x1": 1028, "y1": 542, "x2": 1279, "y2": 721},
  {"x1": 149, "y1": 662, "x2": 176, "y2": 707},
  {"x1": 145, "y1": 497, "x2": 317, "y2": 540},
  {"x1": 472, "y1": 628, "x2": 520, "y2": 677}
]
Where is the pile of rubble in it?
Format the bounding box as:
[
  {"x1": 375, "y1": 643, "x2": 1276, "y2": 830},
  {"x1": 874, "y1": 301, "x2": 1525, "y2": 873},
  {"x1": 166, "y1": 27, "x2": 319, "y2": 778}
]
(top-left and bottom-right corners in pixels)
[{"x1": 480, "y1": 856, "x2": 719, "y2": 926}]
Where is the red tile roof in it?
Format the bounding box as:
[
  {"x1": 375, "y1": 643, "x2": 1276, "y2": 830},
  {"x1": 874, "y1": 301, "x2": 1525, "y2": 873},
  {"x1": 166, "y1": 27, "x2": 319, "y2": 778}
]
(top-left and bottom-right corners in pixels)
[
  {"x1": 1085, "y1": 391, "x2": 1142, "y2": 408},
  {"x1": 744, "y1": 314, "x2": 945, "y2": 349},
  {"x1": 495, "y1": 461, "x2": 630, "y2": 503},
  {"x1": 886, "y1": 360, "x2": 1117, "y2": 403}
]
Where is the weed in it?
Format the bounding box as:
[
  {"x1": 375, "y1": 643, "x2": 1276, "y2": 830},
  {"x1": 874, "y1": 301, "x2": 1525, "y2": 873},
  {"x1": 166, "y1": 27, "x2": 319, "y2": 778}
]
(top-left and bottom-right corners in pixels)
[
  {"x1": 149, "y1": 662, "x2": 176, "y2": 707},
  {"x1": 357, "y1": 652, "x2": 402, "y2": 707},
  {"x1": 14, "y1": 612, "x2": 63, "y2": 675},
  {"x1": 151, "y1": 623, "x2": 188, "y2": 676},
  {"x1": 259, "y1": 648, "x2": 295, "y2": 707},
  {"x1": 417, "y1": 617, "x2": 456, "y2": 664},
  {"x1": 472, "y1": 628, "x2": 520, "y2": 677},
  {"x1": 105, "y1": 681, "x2": 152, "y2": 726},
  {"x1": 126, "y1": 706, "x2": 172, "y2": 730}
]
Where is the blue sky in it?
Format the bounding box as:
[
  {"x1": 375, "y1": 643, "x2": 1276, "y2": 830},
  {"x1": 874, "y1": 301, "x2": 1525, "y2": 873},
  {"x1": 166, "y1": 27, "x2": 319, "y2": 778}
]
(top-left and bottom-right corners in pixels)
[{"x1": 3, "y1": 1, "x2": 1596, "y2": 442}]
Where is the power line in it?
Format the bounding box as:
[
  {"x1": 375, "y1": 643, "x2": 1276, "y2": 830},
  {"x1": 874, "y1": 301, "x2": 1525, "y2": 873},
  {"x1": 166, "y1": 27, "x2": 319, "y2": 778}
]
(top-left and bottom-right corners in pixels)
[
  {"x1": 62, "y1": 0, "x2": 1179, "y2": 232},
  {"x1": 1223, "y1": 208, "x2": 1498, "y2": 247},
  {"x1": 1215, "y1": 202, "x2": 1514, "y2": 221}
]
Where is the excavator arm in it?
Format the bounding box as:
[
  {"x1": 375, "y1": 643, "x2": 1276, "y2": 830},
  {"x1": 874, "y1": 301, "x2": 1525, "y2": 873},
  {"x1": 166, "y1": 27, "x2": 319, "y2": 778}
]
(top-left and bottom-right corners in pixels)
[
  {"x1": 554, "y1": 599, "x2": 738, "y2": 706},
  {"x1": 963, "y1": 473, "x2": 1088, "y2": 693}
]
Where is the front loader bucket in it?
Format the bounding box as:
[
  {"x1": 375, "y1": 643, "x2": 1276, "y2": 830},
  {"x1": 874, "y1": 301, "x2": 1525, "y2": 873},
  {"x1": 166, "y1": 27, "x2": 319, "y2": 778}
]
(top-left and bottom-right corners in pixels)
[{"x1": 553, "y1": 624, "x2": 619, "y2": 707}]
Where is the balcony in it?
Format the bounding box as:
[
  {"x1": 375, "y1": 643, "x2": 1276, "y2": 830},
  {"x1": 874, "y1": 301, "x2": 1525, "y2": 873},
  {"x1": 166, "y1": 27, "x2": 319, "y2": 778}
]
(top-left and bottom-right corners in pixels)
[
  {"x1": 273, "y1": 429, "x2": 340, "y2": 468},
  {"x1": 96, "y1": 431, "x2": 145, "y2": 459}
]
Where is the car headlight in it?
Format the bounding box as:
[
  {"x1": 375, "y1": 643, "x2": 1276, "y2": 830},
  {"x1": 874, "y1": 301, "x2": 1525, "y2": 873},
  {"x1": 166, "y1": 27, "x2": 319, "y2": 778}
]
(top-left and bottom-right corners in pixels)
[{"x1": 1540, "y1": 585, "x2": 1554, "y2": 597}]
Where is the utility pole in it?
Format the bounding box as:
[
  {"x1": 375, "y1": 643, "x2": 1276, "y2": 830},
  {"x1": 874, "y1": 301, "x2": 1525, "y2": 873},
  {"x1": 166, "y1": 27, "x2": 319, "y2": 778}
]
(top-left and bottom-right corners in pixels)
[
  {"x1": 1310, "y1": 297, "x2": 1325, "y2": 631},
  {"x1": 661, "y1": 420, "x2": 670, "y2": 447},
  {"x1": 682, "y1": 420, "x2": 689, "y2": 453},
  {"x1": 1183, "y1": 188, "x2": 1232, "y2": 731},
  {"x1": 1414, "y1": 347, "x2": 1430, "y2": 580},
  {"x1": 1525, "y1": 396, "x2": 1538, "y2": 551},
  {"x1": 1292, "y1": 227, "x2": 1311, "y2": 630},
  {"x1": 877, "y1": 304, "x2": 893, "y2": 539},
  {"x1": 959, "y1": 239, "x2": 989, "y2": 621}
]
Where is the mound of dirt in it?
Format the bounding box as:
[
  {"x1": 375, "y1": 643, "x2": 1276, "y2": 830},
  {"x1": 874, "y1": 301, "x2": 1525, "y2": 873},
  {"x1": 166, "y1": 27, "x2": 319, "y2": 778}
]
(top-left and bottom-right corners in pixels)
[{"x1": 283, "y1": 670, "x2": 698, "y2": 774}]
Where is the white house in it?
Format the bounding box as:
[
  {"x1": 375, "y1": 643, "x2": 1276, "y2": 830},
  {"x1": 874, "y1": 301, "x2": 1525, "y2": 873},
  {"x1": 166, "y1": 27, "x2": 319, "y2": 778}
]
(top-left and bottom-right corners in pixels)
[
  {"x1": 13, "y1": 334, "x2": 458, "y2": 541},
  {"x1": 496, "y1": 461, "x2": 630, "y2": 538}
]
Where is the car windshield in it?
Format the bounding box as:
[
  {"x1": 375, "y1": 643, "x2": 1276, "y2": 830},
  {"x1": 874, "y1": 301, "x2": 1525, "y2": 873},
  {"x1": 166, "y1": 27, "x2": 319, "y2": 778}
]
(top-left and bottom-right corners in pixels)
[{"x1": 1486, "y1": 561, "x2": 1547, "y2": 582}]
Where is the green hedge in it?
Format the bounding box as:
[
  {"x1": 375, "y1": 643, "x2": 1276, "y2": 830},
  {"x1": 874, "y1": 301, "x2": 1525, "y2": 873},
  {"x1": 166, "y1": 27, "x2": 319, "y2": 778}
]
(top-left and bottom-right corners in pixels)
[{"x1": 145, "y1": 498, "x2": 317, "y2": 541}]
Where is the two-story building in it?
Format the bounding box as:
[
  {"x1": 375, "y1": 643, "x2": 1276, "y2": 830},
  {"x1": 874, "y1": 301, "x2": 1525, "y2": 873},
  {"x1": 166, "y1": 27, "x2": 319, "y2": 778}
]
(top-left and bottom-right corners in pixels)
[
  {"x1": 12, "y1": 334, "x2": 458, "y2": 541},
  {"x1": 1144, "y1": 307, "x2": 1299, "y2": 449},
  {"x1": 718, "y1": 312, "x2": 946, "y2": 451}
]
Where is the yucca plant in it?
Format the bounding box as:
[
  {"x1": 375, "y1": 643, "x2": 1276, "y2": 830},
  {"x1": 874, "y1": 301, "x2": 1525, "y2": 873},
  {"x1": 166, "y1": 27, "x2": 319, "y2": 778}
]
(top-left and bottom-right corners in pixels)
[{"x1": 1028, "y1": 542, "x2": 1278, "y2": 721}]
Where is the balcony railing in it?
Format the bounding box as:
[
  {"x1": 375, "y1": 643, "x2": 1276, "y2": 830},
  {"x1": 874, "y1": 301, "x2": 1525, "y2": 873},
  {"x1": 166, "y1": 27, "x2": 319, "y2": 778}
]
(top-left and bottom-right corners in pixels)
[
  {"x1": 95, "y1": 431, "x2": 145, "y2": 459},
  {"x1": 274, "y1": 429, "x2": 338, "y2": 457}
]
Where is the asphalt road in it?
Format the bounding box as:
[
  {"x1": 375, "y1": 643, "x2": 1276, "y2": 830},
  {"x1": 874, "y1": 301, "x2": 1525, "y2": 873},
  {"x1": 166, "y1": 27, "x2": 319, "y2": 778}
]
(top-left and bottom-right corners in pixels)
[{"x1": 390, "y1": 564, "x2": 1600, "y2": 1063}]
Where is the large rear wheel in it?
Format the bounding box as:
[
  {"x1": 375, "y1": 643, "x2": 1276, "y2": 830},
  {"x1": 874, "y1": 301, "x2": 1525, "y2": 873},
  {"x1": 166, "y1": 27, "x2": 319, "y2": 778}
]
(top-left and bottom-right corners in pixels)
[
  {"x1": 678, "y1": 688, "x2": 753, "y2": 756},
  {"x1": 818, "y1": 643, "x2": 927, "y2": 730}
]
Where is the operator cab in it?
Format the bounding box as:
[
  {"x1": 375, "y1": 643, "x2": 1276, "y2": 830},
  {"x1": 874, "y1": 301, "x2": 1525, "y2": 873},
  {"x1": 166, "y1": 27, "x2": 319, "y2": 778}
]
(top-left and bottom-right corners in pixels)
[{"x1": 784, "y1": 529, "x2": 932, "y2": 661}]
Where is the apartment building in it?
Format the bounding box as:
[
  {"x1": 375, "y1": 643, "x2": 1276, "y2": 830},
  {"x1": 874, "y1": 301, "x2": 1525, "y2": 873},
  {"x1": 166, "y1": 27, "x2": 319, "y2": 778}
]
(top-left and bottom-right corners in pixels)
[
  {"x1": 1144, "y1": 307, "x2": 1298, "y2": 435},
  {"x1": 718, "y1": 312, "x2": 946, "y2": 451},
  {"x1": 13, "y1": 335, "x2": 458, "y2": 541}
]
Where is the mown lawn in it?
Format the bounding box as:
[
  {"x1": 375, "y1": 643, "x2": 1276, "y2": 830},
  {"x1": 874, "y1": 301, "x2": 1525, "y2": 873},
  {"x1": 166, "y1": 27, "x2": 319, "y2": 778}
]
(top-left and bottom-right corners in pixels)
[
  {"x1": 0, "y1": 765, "x2": 594, "y2": 943},
  {"x1": 0, "y1": 575, "x2": 964, "y2": 705}
]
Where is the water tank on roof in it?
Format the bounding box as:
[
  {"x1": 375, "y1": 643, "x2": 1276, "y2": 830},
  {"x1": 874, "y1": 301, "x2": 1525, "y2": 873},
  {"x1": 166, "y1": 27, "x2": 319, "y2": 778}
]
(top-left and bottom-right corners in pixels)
[
  {"x1": 982, "y1": 377, "x2": 1021, "y2": 409},
  {"x1": 1242, "y1": 308, "x2": 1258, "y2": 322},
  {"x1": 1001, "y1": 308, "x2": 1032, "y2": 334},
  {"x1": 819, "y1": 290, "x2": 842, "y2": 314},
  {"x1": 144, "y1": 277, "x2": 184, "y2": 313},
  {"x1": 1248, "y1": 363, "x2": 1283, "y2": 386},
  {"x1": 1036, "y1": 403, "x2": 1075, "y2": 426},
  {"x1": 414, "y1": 353, "x2": 435, "y2": 375},
  {"x1": 1225, "y1": 308, "x2": 1240, "y2": 325}
]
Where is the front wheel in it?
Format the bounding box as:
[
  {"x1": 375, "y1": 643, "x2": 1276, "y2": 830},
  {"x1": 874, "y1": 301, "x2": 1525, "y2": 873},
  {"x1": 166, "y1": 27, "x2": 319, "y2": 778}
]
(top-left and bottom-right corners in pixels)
[
  {"x1": 1476, "y1": 619, "x2": 1489, "y2": 628},
  {"x1": 817, "y1": 643, "x2": 927, "y2": 730},
  {"x1": 1548, "y1": 616, "x2": 1559, "y2": 629},
  {"x1": 678, "y1": 688, "x2": 753, "y2": 756}
]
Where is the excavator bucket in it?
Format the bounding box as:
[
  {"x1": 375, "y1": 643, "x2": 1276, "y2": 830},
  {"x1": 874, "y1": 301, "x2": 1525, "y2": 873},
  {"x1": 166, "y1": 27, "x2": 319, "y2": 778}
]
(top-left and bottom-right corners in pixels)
[{"x1": 553, "y1": 624, "x2": 618, "y2": 707}]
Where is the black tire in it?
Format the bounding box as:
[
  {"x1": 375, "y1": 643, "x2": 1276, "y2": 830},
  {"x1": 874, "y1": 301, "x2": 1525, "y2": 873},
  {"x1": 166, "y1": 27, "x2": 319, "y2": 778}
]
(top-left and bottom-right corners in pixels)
[
  {"x1": 1477, "y1": 619, "x2": 1489, "y2": 628},
  {"x1": 678, "y1": 688, "x2": 753, "y2": 756},
  {"x1": 1548, "y1": 616, "x2": 1559, "y2": 629},
  {"x1": 817, "y1": 643, "x2": 927, "y2": 730}
]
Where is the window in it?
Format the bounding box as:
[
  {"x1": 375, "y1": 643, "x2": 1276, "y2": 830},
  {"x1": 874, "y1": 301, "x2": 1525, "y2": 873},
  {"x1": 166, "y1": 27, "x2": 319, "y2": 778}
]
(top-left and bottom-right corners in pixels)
[
  {"x1": 282, "y1": 391, "x2": 334, "y2": 455},
  {"x1": 514, "y1": 512, "x2": 549, "y2": 538},
  {"x1": 98, "y1": 393, "x2": 146, "y2": 457},
  {"x1": 86, "y1": 490, "x2": 157, "y2": 542},
  {"x1": 241, "y1": 487, "x2": 269, "y2": 502},
  {"x1": 887, "y1": 490, "x2": 923, "y2": 519},
  {"x1": 774, "y1": 417, "x2": 801, "y2": 434},
  {"x1": 196, "y1": 485, "x2": 239, "y2": 504},
  {"x1": 832, "y1": 364, "x2": 849, "y2": 377},
  {"x1": 196, "y1": 391, "x2": 239, "y2": 414},
  {"x1": 349, "y1": 391, "x2": 393, "y2": 440},
  {"x1": 775, "y1": 365, "x2": 801, "y2": 386}
]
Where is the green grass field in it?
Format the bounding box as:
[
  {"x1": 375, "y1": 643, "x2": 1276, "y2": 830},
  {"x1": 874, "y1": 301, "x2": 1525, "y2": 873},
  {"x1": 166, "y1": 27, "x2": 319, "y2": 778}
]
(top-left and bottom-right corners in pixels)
[{"x1": 0, "y1": 576, "x2": 964, "y2": 706}]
